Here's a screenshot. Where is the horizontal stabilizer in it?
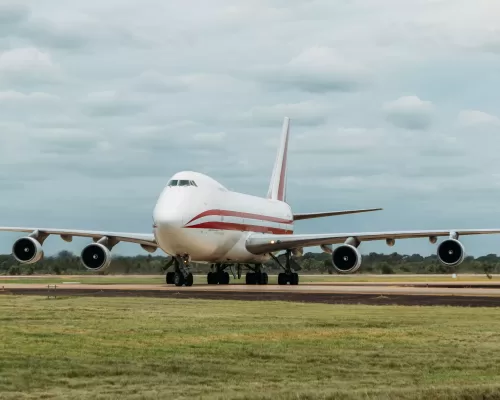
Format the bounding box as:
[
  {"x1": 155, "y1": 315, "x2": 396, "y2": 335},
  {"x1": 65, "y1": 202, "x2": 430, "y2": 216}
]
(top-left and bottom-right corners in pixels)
[{"x1": 293, "y1": 208, "x2": 383, "y2": 221}]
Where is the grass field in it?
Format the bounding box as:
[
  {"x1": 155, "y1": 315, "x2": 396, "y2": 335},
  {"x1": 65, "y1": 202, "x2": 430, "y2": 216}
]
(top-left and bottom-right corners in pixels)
[
  {"x1": 1, "y1": 296, "x2": 500, "y2": 399},
  {"x1": 0, "y1": 273, "x2": 498, "y2": 285}
]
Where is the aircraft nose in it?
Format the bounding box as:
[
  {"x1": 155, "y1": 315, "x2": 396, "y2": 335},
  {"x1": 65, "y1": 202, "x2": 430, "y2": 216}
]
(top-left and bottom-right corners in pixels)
[{"x1": 154, "y1": 208, "x2": 184, "y2": 232}]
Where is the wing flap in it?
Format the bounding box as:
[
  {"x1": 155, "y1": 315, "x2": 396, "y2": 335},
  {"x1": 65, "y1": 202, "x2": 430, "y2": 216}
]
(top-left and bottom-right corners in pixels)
[
  {"x1": 293, "y1": 208, "x2": 382, "y2": 221},
  {"x1": 245, "y1": 229, "x2": 500, "y2": 254},
  {"x1": 0, "y1": 227, "x2": 158, "y2": 248}
]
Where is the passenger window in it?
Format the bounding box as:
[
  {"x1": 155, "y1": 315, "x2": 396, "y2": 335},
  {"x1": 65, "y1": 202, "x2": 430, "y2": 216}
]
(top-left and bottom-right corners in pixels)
[{"x1": 168, "y1": 180, "x2": 178, "y2": 186}]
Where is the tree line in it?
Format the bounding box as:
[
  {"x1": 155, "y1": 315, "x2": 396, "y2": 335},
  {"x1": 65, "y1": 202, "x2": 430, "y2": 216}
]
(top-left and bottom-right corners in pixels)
[{"x1": 1, "y1": 251, "x2": 500, "y2": 275}]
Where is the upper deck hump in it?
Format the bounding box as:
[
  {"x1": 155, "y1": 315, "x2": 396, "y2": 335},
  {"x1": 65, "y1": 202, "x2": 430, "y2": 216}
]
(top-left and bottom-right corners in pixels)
[{"x1": 169, "y1": 171, "x2": 228, "y2": 191}]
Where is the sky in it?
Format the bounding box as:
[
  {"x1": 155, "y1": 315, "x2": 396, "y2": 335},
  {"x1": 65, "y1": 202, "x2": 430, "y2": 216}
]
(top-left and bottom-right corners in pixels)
[{"x1": 0, "y1": 0, "x2": 500, "y2": 257}]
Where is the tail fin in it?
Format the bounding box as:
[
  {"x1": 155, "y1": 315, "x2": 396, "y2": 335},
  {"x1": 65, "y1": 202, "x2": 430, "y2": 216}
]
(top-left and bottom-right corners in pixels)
[{"x1": 267, "y1": 117, "x2": 290, "y2": 202}]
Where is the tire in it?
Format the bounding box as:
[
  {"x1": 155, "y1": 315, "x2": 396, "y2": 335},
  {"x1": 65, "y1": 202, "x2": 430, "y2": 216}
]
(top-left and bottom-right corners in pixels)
[
  {"x1": 174, "y1": 272, "x2": 185, "y2": 287},
  {"x1": 207, "y1": 272, "x2": 217, "y2": 284},
  {"x1": 246, "y1": 272, "x2": 256, "y2": 285},
  {"x1": 291, "y1": 273, "x2": 299, "y2": 285},
  {"x1": 278, "y1": 273, "x2": 285, "y2": 285},
  {"x1": 185, "y1": 273, "x2": 193, "y2": 287},
  {"x1": 221, "y1": 271, "x2": 230, "y2": 285},
  {"x1": 166, "y1": 272, "x2": 175, "y2": 284},
  {"x1": 259, "y1": 272, "x2": 268, "y2": 285}
]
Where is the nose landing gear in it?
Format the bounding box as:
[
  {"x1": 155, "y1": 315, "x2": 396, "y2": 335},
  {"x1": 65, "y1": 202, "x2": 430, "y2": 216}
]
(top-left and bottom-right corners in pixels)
[{"x1": 165, "y1": 255, "x2": 193, "y2": 287}]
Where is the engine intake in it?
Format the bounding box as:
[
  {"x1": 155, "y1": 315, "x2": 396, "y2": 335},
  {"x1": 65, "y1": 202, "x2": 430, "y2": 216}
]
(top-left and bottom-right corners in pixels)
[
  {"x1": 437, "y1": 239, "x2": 465, "y2": 266},
  {"x1": 12, "y1": 237, "x2": 44, "y2": 264},
  {"x1": 332, "y1": 244, "x2": 362, "y2": 273},
  {"x1": 81, "y1": 243, "x2": 112, "y2": 271}
]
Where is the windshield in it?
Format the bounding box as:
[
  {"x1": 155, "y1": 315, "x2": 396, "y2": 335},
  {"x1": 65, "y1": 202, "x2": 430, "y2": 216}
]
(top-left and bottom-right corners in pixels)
[{"x1": 167, "y1": 179, "x2": 197, "y2": 187}]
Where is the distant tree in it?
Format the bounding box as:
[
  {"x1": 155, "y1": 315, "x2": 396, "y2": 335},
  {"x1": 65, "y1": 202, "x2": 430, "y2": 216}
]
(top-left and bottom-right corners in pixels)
[{"x1": 8, "y1": 265, "x2": 21, "y2": 275}]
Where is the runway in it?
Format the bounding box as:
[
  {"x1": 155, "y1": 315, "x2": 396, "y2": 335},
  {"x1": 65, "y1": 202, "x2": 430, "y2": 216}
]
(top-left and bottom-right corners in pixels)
[{"x1": 3, "y1": 281, "x2": 500, "y2": 306}]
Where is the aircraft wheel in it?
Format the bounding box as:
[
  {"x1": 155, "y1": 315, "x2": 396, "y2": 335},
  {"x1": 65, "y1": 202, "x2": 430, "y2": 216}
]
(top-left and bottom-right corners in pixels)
[
  {"x1": 174, "y1": 272, "x2": 185, "y2": 287},
  {"x1": 166, "y1": 272, "x2": 175, "y2": 284},
  {"x1": 245, "y1": 272, "x2": 256, "y2": 284},
  {"x1": 278, "y1": 273, "x2": 286, "y2": 285},
  {"x1": 291, "y1": 273, "x2": 299, "y2": 285},
  {"x1": 185, "y1": 273, "x2": 194, "y2": 287},
  {"x1": 259, "y1": 272, "x2": 268, "y2": 285},
  {"x1": 220, "y1": 271, "x2": 230, "y2": 285},
  {"x1": 207, "y1": 272, "x2": 217, "y2": 284}
]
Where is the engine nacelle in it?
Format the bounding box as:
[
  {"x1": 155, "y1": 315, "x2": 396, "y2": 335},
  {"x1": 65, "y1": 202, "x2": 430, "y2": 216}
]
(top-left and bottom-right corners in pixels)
[
  {"x1": 80, "y1": 243, "x2": 112, "y2": 271},
  {"x1": 12, "y1": 237, "x2": 44, "y2": 264},
  {"x1": 291, "y1": 247, "x2": 304, "y2": 257},
  {"x1": 437, "y1": 239, "x2": 465, "y2": 267},
  {"x1": 331, "y1": 244, "x2": 362, "y2": 274}
]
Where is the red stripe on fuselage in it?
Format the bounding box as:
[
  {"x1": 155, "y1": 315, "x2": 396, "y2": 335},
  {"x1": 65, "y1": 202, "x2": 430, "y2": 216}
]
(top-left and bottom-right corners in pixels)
[
  {"x1": 184, "y1": 221, "x2": 293, "y2": 234},
  {"x1": 185, "y1": 209, "x2": 293, "y2": 225}
]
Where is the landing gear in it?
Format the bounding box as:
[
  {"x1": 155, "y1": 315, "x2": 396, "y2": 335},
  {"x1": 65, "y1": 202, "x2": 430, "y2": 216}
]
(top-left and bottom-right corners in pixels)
[
  {"x1": 207, "y1": 264, "x2": 230, "y2": 284},
  {"x1": 278, "y1": 272, "x2": 299, "y2": 285},
  {"x1": 271, "y1": 250, "x2": 300, "y2": 285},
  {"x1": 166, "y1": 271, "x2": 175, "y2": 284},
  {"x1": 244, "y1": 264, "x2": 268, "y2": 285},
  {"x1": 245, "y1": 271, "x2": 268, "y2": 284},
  {"x1": 165, "y1": 255, "x2": 193, "y2": 287}
]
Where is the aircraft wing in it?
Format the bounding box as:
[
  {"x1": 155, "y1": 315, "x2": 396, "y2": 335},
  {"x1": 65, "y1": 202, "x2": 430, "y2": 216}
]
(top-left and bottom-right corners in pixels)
[
  {"x1": 293, "y1": 208, "x2": 382, "y2": 221},
  {"x1": 0, "y1": 227, "x2": 158, "y2": 249},
  {"x1": 245, "y1": 229, "x2": 500, "y2": 254}
]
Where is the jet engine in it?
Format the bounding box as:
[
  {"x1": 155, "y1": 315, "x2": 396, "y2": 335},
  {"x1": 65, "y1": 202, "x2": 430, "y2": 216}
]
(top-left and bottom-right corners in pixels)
[
  {"x1": 12, "y1": 237, "x2": 44, "y2": 264},
  {"x1": 331, "y1": 244, "x2": 362, "y2": 274},
  {"x1": 437, "y1": 239, "x2": 465, "y2": 266},
  {"x1": 80, "y1": 242, "x2": 112, "y2": 271}
]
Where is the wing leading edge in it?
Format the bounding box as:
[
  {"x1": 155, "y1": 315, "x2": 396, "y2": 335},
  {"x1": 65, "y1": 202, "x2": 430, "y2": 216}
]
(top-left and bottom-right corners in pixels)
[
  {"x1": 0, "y1": 227, "x2": 157, "y2": 249},
  {"x1": 293, "y1": 208, "x2": 382, "y2": 221},
  {"x1": 245, "y1": 229, "x2": 500, "y2": 254}
]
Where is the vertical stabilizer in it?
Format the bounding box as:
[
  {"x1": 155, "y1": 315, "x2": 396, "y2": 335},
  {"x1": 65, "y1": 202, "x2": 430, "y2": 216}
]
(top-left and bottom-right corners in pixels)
[{"x1": 267, "y1": 117, "x2": 290, "y2": 202}]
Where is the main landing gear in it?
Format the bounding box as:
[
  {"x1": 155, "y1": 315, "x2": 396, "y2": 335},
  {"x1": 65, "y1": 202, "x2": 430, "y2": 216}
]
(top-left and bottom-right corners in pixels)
[
  {"x1": 271, "y1": 250, "x2": 299, "y2": 285},
  {"x1": 206, "y1": 263, "x2": 269, "y2": 285},
  {"x1": 244, "y1": 263, "x2": 268, "y2": 285},
  {"x1": 165, "y1": 255, "x2": 193, "y2": 287},
  {"x1": 207, "y1": 263, "x2": 230, "y2": 284}
]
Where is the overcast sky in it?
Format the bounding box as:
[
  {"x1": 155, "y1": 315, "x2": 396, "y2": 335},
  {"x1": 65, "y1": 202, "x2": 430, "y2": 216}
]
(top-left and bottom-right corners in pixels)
[{"x1": 0, "y1": 0, "x2": 500, "y2": 257}]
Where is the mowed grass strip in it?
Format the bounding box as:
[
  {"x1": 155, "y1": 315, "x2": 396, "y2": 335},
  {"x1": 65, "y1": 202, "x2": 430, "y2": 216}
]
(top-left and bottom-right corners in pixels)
[{"x1": 1, "y1": 297, "x2": 500, "y2": 399}]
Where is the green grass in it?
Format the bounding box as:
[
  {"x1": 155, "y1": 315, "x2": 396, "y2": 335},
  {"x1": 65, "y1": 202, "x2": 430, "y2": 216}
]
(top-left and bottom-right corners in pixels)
[
  {"x1": 1, "y1": 296, "x2": 500, "y2": 399},
  {"x1": 0, "y1": 273, "x2": 498, "y2": 286}
]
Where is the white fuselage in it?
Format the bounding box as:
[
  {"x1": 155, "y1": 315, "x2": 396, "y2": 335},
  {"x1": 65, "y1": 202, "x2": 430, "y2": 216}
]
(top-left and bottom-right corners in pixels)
[{"x1": 152, "y1": 171, "x2": 294, "y2": 263}]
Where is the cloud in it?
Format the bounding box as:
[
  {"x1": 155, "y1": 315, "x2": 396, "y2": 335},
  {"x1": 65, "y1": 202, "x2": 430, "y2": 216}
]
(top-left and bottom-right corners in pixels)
[
  {"x1": 255, "y1": 46, "x2": 371, "y2": 93},
  {"x1": 130, "y1": 70, "x2": 188, "y2": 93},
  {"x1": 235, "y1": 101, "x2": 331, "y2": 127},
  {"x1": 0, "y1": 4, "x2": 29, "y2": 26},
  {"x1": 81, "y1": 90, "x2": 147, "y2": 117},
  {"x1": 383, "y1": 96, "x2": 434, "y2": 130},
  {"x1": 457, "y1": 110, "x2": 500, "y2": 127},
  {"x1": 0, "y1": 47, "x2": 62, "y2": 85}
]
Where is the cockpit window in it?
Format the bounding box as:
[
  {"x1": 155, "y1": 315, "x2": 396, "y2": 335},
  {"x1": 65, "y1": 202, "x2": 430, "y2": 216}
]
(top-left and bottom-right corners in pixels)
[{"x1": 167, "y1": 179, "x2": 197, "y2": 187}]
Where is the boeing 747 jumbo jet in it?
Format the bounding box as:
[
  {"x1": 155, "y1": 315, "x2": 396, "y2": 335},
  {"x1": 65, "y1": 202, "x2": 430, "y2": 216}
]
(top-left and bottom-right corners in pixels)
[{"x1": 3, "y1": 117, "x2": 500, "y2": 286}]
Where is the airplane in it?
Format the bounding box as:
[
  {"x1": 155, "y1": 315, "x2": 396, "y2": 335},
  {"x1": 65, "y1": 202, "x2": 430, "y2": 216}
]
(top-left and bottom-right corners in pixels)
[{"x1": 3, "y1": 116, "x2": 500, "y2": 286}]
